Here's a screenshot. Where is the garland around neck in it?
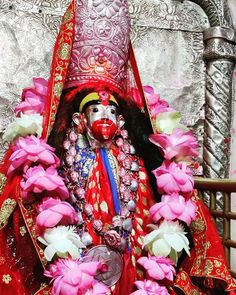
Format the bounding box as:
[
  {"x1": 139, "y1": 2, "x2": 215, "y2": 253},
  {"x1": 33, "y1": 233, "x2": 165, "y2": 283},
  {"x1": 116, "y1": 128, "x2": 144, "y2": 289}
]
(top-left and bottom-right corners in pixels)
[{"x1": 4, "y1": 79, "x2": 199, "y2": 295}]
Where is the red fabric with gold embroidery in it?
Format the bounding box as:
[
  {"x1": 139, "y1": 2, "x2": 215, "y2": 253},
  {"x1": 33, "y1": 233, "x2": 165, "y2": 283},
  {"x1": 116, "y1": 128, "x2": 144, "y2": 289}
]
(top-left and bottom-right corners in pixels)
[
  {"x1": 173, "y1": 192, "x2": 236, "y2": 293},
  {"x1": 42, "y1": 0, "x2": 76, "y2": 140},
  {"x1": 0, "y1": 3, "x2": 77, "y2": 290},
  {"x1": 0, "y1": 208, "x2": 44, "y2": 295},
  {"x1": 82, "y1": 147, "x2": 155, "y2": 294}
]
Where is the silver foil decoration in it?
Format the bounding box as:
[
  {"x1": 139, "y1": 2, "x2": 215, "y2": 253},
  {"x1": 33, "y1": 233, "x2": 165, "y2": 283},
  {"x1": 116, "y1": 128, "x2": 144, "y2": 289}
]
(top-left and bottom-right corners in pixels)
[
  {"x1": 0, "y1": 0, "x2": 235, "y2": 180},
  {"x1": 203, "y1": 26, "x2": 236, "y2": 178}
]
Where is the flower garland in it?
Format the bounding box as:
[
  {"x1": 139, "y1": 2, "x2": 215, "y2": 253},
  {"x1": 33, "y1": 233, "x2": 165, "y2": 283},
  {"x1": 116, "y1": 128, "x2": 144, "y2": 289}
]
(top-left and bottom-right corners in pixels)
[
  {"x1": 61, "y1": 121, "x2": 140, "y2": 253},
  {"x1": 4, "y1": 79, "x2": 199, "y2": 295},
  {"x1": 129, "y1": 86, "x2": 199, "y2": 294}
]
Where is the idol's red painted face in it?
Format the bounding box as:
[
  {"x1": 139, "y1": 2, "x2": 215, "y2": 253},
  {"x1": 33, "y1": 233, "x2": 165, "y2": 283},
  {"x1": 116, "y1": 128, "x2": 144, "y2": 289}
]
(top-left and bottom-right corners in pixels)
[{"x1": 84, "y1": 103, "x2": 119, "y2": 142}]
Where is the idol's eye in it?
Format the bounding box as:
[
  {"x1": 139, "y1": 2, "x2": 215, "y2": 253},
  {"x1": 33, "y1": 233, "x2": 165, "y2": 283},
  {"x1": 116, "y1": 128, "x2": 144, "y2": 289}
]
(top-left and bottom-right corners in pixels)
[
  {"x1": 92, "y1": 107, "x2": 99, "y2": 113},
  {"x1": 110, "y1": 109, "x2": 115, "y2": 114}
]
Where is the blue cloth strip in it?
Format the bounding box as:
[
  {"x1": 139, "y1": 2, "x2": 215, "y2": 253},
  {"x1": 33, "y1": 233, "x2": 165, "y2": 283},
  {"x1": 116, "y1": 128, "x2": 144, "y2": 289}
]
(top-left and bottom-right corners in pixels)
[{"x1": 100, "y1": 148, "x2": 121, "y2": 215}]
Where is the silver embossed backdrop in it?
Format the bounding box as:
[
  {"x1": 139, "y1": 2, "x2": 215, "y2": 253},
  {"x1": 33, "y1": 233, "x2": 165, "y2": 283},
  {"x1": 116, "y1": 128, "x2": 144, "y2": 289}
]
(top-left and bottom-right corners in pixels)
[{"x1": 0, "y1": 0, "x2": 236, "y2": 178}]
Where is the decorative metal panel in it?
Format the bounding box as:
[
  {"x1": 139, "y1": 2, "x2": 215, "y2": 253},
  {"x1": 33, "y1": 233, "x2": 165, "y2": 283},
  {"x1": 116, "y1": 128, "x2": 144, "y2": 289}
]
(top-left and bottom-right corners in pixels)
[{"x1": 0, "y1": 0, "x2": 235, "y2": 179}]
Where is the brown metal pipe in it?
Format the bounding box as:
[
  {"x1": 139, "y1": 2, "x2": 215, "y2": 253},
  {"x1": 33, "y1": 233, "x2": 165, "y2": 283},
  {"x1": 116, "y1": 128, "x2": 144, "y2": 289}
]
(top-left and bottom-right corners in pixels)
[
  {"x1": 207, "y1": 210, "x2": 236, "y2": 219},
  {"x1": 194, "y1": 177, "x2": 236, "y2": 192},
  {"x1": 224, "y1": 239, "x2": 236, "y2": 248}
]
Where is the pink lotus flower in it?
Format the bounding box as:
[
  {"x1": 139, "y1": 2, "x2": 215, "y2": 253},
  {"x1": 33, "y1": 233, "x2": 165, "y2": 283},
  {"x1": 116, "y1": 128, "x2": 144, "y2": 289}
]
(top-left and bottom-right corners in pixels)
[
  {"x1": 44, "y1": 258, "x2": 102, "y2": 295},
  {"x1": 15, "y1": 77, "x2": 48, "y2": 115},
  {"x1": 21, "y1": 165, "x2": 69, "y2": 200},
  {"x1": 130, "y1": 280, "x2": 169, "y2": 295},
  {"x1": 149, "y1": 129, "x2": 199, "y2": 161},
  {"x1": 36, "y1": 198, "x2": 78, "y2": 233},
  {"x1": 138, "y1": 255, "x2": 175, "y2": 281},
  {"x1": 144, "y1": 86, "x2": 174, "y2": 117},
  {"x1": 84, "y1": 281, "x2": 109, "y2": 295},
  {"x1": 7, "y1": 135, "x2": 60, "y2": 176},
  {"x1": 152, "y1": 161, "x2": 194, "y2": 194},
  {"x1": 150, "y1": 193, "x2": 196, "y2": 225}
]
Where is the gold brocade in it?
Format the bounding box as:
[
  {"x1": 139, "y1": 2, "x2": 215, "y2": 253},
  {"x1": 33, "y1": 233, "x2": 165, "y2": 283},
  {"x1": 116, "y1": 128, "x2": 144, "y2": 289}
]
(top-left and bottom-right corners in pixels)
[
  {"x1": 174, "y1": 271, "x2": 205, "y2": 295},
  {"x1": 136, "y1": 217, "x2": 143, "y2": 226},
  {"x1": 0, "y1": 198, "x2": 17, "y2": 230},
  {"x1": 107, "y1": 150, "x2": 120, "y2": 187},
  {"x1": 134, "y1": 246, "x2": 142, "y2": 256},
  {"x1": 190, "y1": 218, "x2": 205, "y2": 234},
  {"x1": 186, "y1": 192, "x2": 236, "y2": 291},
  {"x1": 142, "y1": 196, "x2": 147, "y2": 206},
  {"x1": 19, "y1": 226, "x2": 27, "y2": 236},
  {"x1": 136, "y1": 224, "x2": 143, "y2": 232},
  {"x1": 139, "y1": 171, "x2": 146, "y2": 180},
  {"x1": 62, "y1": 8, "x2": 73, "y2": 24},
  {"x1": 100, "y1": 200, "x2": 108, "y2": 213},
  {"x1": 46, "y1": 2, "x2": 75, "y2": 139},
  {"x1": 180, "y1": 272, "x2": 186, "y2": 280},
  {"x1": 0, "y1": 173, "x2": 7, "y2": 195},
  {"x1": 204, "y1": 259, "x2": 214, "y2": 275},
  {"x1": 18, "y1": 200, "x2": 47, "y2": 269},
  {"x1": 53, "y1": 82, "x2": 64, "y2": 98},
  {"x1": 140, "y1": 183, "x2": 146, "y2": 192},
  {"x1": 143, "y1": 209, "x2": 149, "y2": 216},
  {"x1": 131, "y1": 255, "x2": 136, "y2": 267},
  {"x1": 58, "y1": 42, "x2": 71, "y2": 60},
  {"x1": 88, "y1": 180, "x2": 96, "y2": 189},
  {"x1": 94, "y1": 202, "x2": 99, "y2": 211},
  {"x1": 33, "y1": 284, "x2": 52, "y2": 295},
  {"x1": 137, "y1": 237, "x2": 143, "y2": 246},
  {"x1": 2, "y1": 274, "x2": 12, "y2": 284}
]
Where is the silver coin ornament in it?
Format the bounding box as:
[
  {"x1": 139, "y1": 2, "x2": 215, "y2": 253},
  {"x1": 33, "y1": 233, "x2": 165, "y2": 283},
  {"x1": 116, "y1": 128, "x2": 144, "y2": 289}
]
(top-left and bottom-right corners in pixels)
[
  {"x1": 127, "y1": 200, "x2": 137, "y2": 211},
  {"x1": 131, "y1": 161, "x2": 139, "y2": 172},
  {"x1": 130, "y1": 179, "x2": 138, "y2": 192},
  {"x1": 129, "y1": 145, "x2": 136, "y2": 154},
  {"x1": 86, "y1": 245, "x2": 124, "y2": 287},
  {"x1": 122, "y1": 218, "x2": 133, "y2": 232}
]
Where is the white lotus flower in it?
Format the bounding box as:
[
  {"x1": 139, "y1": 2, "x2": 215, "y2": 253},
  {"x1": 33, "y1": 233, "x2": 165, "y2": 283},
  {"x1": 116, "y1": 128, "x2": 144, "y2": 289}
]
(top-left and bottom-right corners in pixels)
[
  {"x1": 143, "y1": 220, "x2": 190, "y2": 263},
  {"x1": 3, "y1": 113, "x2": 43, "y2": 142},
  {"x1": 38, "y1": 225, "x2": 85, "y2": 261},
  {"x1": 155, "y1": 111, "x2": 187, "y2": 135}
]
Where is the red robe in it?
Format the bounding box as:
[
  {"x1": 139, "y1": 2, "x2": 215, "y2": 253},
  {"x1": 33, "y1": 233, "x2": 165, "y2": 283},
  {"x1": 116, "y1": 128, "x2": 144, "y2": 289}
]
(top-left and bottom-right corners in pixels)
[{"x1": 0, "y1": 146, "x2": 235, "y2": 294}]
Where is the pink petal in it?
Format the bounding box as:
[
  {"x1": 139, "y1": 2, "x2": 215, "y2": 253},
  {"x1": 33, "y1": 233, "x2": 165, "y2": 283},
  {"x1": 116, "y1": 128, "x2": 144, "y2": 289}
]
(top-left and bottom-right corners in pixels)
[
  {"x1": 24, "y1": 145, "x2": 46, "y2": 154},
  {"x1": 78, "y1": 262, "x2": 101, "y2": 276},
  {"x1": 130, "y1": 291, "x2": 147, "y2": 295},
  {"x1": 92, "y1": 281, "x2": 109, "y2": 294},
  {"x1": 168, "y1": 202, "x2": 185, "y2": 215},
  {"x1": 143, "y1": 85, "x2": 154, "y2": 94},
  {"x1": 38, "y1": 198, "x2": 60, "y2": 211},
  {"x1": 147, "y1": 265, "x2": 165, "y2": 280},
  {"x1": 36, "y1": 210, "x2": 62, "y2": 228},
  {"x1": 33, "y1": 77, "x2": 48, "y2": 96},
  {"x1": 50, "y1": 204, "x2": 75, "y2": 216}
]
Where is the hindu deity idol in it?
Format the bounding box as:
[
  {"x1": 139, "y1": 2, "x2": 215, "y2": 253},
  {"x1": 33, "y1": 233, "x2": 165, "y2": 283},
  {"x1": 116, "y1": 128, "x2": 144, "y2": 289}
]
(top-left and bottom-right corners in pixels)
[{"x1": 0, "y1": 1, "x2": 235, "y2": 295}]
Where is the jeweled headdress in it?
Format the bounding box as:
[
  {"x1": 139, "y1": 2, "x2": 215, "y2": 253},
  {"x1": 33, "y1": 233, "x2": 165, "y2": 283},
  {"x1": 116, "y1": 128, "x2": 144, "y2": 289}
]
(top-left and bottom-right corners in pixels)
[
  {"x1": 64, "y1": 0, "x2": 131, "y2": 93},
  {"x1": 43, "y1": 0, "x2": 132, "y2": 139}
]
